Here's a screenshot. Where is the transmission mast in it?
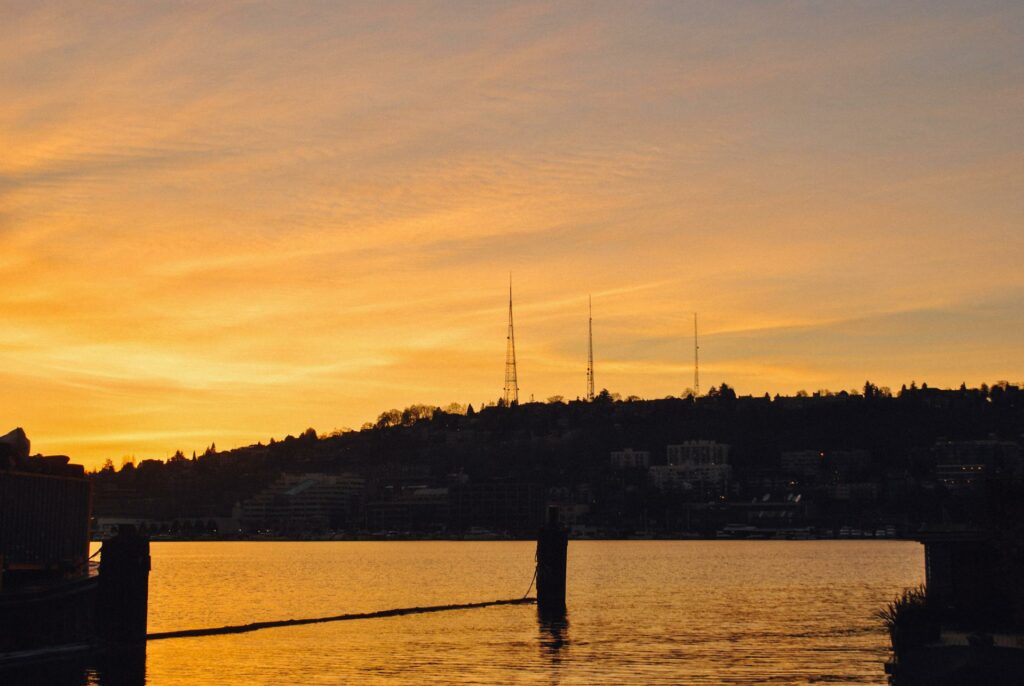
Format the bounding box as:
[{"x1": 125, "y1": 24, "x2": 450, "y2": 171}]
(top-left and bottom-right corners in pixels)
[
  {"x1": 586, "y1": 295, "x2": 595, "y2": 401},
  {"x1": 693, "y1": 312, "x2": 700, "y2": 397},
  {"x1": 503, "y1": 276, "x2": 519, "y2": 406}
]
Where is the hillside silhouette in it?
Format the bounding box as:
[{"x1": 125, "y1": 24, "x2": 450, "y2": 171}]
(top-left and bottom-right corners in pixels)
[{"x1": 89, "y1": 382, "x2": 1024, "y2": 537}]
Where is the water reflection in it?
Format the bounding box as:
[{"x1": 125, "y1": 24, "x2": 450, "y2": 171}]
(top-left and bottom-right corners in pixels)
[
  {"x1": 1, "y1": 659, "x2": 90, "y2": 686},
  {"x1": 133, "y1": 541, "x2": 921, "y2": 684},
  {"x1": 0, "y1": 647, "x2": 146, "y2": 686},
  {"x1": 94, "y1": 647, "x2": 146, "y2": 686},
  {"x1": 538, "y1": 609, "x2": 570, "y2": 658}
]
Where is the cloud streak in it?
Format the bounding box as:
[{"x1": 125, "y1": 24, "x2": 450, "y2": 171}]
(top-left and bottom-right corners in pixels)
[{"x1": 1, "y1": 1, "x2": 1022, "y2": 464}]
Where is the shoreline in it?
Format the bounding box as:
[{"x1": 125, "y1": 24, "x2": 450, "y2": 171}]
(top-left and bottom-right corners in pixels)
[{"x1": 92, "y1": 534, "x2": 915, "y2": 543}]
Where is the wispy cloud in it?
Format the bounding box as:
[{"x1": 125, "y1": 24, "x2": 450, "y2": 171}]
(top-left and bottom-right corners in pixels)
[{"x1": 1, "y1": 1, "x2": 1022, "y2": 464}]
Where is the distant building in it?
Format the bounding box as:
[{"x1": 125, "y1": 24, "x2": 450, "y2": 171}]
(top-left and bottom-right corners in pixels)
[
  {"x1": 934, "y1": 463, "x2": 986, "y2": 491},
  {"x1": 94, "y1": 516, "x2": 240, "y2": 538},
  {"x1": 934, "y1": 439, "x2": 1022, "y2": 476},
  {"x1": 91, "y1": 479, "x2": 143, "y2": 518},
  {"x1": 610, "y1": 448, "x2": 650, "y2": 469},
  {"x1": 367, "y1": 487, "x2": 449, "y2": 532},
  {"x1": 93, "y1": 517, "x2": 152, "y2": 539},
  {"x1": 780, "y1": 450, "x2": 823, "y2": 478},
  {"x1": 448, "y1": 481, "x2": 546, "y2": 534},
  {"x1": 719, "y1": 495, "x2": 810, "y2": 530},
  {"x1": 648, "y1": 465, "x2": 690, "y2": 491},
  {"x1": 652, "y1": 441, "x2": 732, "y2": 490},
  {"x1": 666, "y1": 440, "x2": 729, "y2": 467},
  {"x1": 930, "y1": 440, "x2": 1023, "y2": 492},
  {"x1": 235, "y1": 472, "x2": 364, "y2": 532},
  {"x1": 743, "y1": 471, "x2": 799, "y2": 496},
  {"x1": 649, "y1": 464, "x2": 733, "y2": 491},
  {"x1": 824, "y1": 450, "x2": 872, "y2": 481},
  {"x1": 829, "y1": 481, "x2": 881, "y2": 502}
]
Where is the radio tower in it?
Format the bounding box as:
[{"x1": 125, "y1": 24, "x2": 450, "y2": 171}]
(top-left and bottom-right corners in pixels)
[
  {"x1": 503, "y1": 276, "x2": 519, "y2": 406},
  {"x1": 693, "y1": 312, "x2": 700, "y2": 397},
  {"x1": 586, "y1": 296, "x2": 595, "y2": 401}
]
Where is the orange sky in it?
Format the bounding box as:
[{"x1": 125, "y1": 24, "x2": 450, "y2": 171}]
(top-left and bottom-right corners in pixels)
[{"x1": 2, "y1": 2, "x2": 1022, "y2": 467}]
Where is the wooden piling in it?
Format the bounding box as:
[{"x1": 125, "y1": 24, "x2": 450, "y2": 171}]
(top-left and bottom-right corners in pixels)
[
  {"x1": 536, "y1": 506, "x2": 568, "y2": 616},
  {"x1": 96, "y1": 526, "x2": 150, "y2": 646}
]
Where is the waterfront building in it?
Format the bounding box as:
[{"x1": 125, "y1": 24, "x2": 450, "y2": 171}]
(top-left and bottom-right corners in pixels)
[
  {"x1": 235, "y1": 472, "x2": 364, "y2": 532},
  {"x1": 367, "y1": 487, "x2": 450, "y2": 532},
  {"x1": 829, "y1": 481, "x2": 881, "y2": 502},
  {"x1": 653, "y1": 441, "x2": 732, "y2": 490},
  {"x1": 666, "y1": 440, "x2": 730, "y2": 467},
  {"x1": 610, "y1": 448, "x2": 650, "y2": 469},
  {"x1": 780, "y1": 450, "x2": 823, "y2": 478},
  {"x1": 824, "y1": 449, "x2": 872, "y2": 481},
  {"x1": 649, "y1": 463, "x2": 733, "y2": 490},
  {"x1": 448, "y1": 481, "x2": 546, "y2": 534},
  {"x1": 928, "y1": 439, "x2": 1022, "y2": 493}
]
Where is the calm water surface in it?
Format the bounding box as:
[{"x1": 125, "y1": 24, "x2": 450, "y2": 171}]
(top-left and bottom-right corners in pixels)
[{"x1": 28, "y1": 541, "x2": 925, "y2": 684}]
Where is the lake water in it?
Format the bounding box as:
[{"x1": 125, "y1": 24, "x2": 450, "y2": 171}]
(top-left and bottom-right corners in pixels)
[{"x1": 12, "y1": 540, "x2": 923, "y2": 685}]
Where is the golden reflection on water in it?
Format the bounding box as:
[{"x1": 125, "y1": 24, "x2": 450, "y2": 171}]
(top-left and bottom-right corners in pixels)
[{"x1": 35, "y1": 541, "x2": 925, "y2": 685}]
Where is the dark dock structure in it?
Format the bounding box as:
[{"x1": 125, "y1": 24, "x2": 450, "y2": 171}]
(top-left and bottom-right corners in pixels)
[
  {"x1": 536, "y1": 507, "x2": 568, "y2": 617},
  {"x1": 0, "y1": 428, "x2": 150, "y2": 668},
  {"x1": 884, "y1": 448, "x2": 1024, "y2": 685}
]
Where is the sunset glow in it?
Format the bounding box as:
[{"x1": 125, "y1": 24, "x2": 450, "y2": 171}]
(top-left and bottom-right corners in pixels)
[{"x1": 2, "y1": 2, "x2": 1022, "y2": 466}]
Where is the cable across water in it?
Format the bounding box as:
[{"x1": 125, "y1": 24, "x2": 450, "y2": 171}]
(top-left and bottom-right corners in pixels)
[{"x1": 147, "y1": 597, "x2": 537, "y2": 641}]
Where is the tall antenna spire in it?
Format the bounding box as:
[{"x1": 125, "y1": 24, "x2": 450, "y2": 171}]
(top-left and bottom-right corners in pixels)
[
  {"x1": 693, "y1": 312, "x2": 700, "y2": 397},
  {"x1": 586, "y1": 295, "x2": 595, "y2": 401},
  {"x1": 503, "y1": 275, "x2": 519, "y2": 406}
]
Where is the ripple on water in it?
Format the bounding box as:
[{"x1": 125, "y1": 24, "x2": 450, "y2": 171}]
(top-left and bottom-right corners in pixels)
[{"x1": 44, "y1": 540, "x2": 924, "y2": 686}]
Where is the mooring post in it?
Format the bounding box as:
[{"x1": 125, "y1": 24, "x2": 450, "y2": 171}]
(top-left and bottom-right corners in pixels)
[
  {"x1": 97, "y1": 525, "x2": 151, "y2": 646},
  {"x1": 536, "y1": 506, "x2": 568, "y2": 616}
]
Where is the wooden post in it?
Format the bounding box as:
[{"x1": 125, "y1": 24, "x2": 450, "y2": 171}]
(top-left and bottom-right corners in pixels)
[
  {"x1": 96, "y1": 525, "x2": 150, "y2": 646},
  {"x1": 536, "y1": 506, "x2": 568, "y2": 616}
]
